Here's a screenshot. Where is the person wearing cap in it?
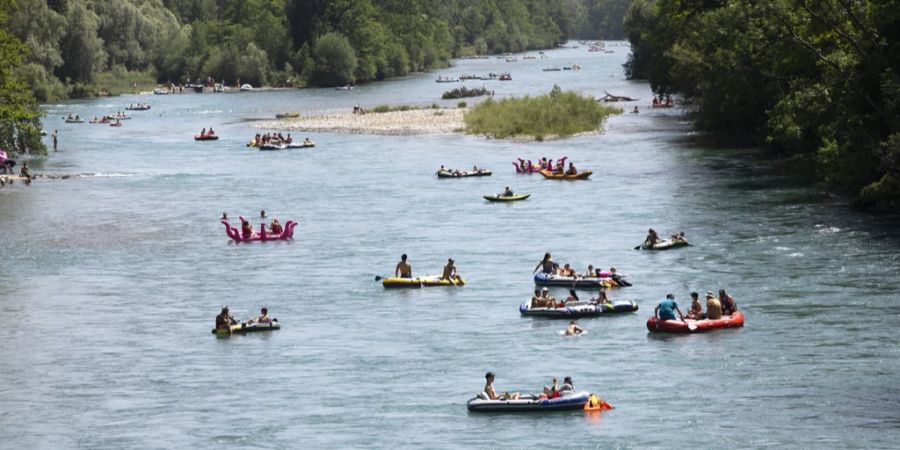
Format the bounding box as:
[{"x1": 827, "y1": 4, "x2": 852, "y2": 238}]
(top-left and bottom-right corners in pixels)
[
  {"x1": 540, "y1": 287, "x2": 556, "y2": 307},
  {"x1": 215, "y1": 306, "x2": 237, "y2": 332},
  {"x1": 484, "y1": 372, "x2": 519, "y2": 400},
  {"x1": 655, "y1": 293, "x2": 685, "y2": 322},
  {"x1": 395, "y1": 254, "x2": 412, "y2": 278},
  {"x1": 706, "y1": 292, "x2": 723, "y2": 320},
  {"x1": 441, "y1": 258, "x2": 461, "y2": 282}
]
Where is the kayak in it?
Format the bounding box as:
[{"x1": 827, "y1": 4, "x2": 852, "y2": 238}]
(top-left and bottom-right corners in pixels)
[
  {"x1": 533, "y1": 272, "x2": 623, "y2": 288},
  {"x1": 221, "y1": 219, "x2": 298, "y2": 242},
  {"x1": 275, "y1": 112, "x2": 300, "y2": 119},
  {"x1": 484, "y1": 194, "x2": 530, "y2": 202},
  {"x1": 467, "y1": 391, "x2": 593, "y2": 413},
  {"x1": 212, "y1": 320, "x2": 280, "y2": 335},
  {"x1": 436, "y1": 169, "x2": 492, "y2": 178},
  {"x1": 382, "y1": 275, "x2": 466, "y2": 288},
  {"x1": 539, "y1": 169, "x2": 592, "y2": 180},
  {"x1": 195, "y1": 135, "x2": 219, "y2": 141},
  {"x1": 641, "y1": 239, "x2": 689, "y2": 250},
  {"x1": 520, "y1": 300, "x2": 638, "y2": 318},
  {"x1": 647, "y1": 311, "x2": 745, "y2": 333}
]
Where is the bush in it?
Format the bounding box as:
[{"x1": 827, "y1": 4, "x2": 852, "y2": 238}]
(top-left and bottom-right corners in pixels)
[
  {"x1": 442, "y1": 86, "x2": 489, "y2": 99},
  {"x1": 464, "y1": 85, "x2": 621, "y2": 139},
  {"x1": 457, "y1": 101, "x2": 467, "y2": 108}
]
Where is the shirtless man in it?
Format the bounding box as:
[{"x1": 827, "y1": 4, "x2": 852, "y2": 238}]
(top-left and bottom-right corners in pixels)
[
  {"x1": 485, "y1": 372, "x2": 519, "y2": 400},
  {"x1": 564, "y1": 320, "x2": 584, "y2": 336},
  {"x1": 215, "y1": 306, "x2": 237, "y2": 332},
  {"x1": 644, "y1": 228, "x2": 661, "y2": 247},
  {"x1": 395, "y1": 254, "x2": 412, "y2": 278},
  {"x1": 441, "y1": 258, "x2": 461, "y2": 282}
]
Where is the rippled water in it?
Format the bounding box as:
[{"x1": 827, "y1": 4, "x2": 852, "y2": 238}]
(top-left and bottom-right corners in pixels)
[{"x1": 1, "y1": 42, "x2": 899, "y2": 448}]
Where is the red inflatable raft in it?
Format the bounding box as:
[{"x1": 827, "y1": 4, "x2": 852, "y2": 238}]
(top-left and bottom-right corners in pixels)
[{"x1": 646, "y1": 311, "x2": 744, "y2": 333}]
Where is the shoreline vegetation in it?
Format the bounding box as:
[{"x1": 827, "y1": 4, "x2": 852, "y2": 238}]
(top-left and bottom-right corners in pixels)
[{"x1": 260, "y1": 86, "x2": 620, "y2": 141}]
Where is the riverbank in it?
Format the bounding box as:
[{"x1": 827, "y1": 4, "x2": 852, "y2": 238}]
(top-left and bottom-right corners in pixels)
[{"x1": 254, "y1": 108, "x2": 467, "y2": 136}]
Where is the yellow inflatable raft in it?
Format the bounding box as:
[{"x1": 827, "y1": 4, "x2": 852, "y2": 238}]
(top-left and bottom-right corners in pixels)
[{"x1": 382, "y1": 275, "x2": 466, "y2": 288}]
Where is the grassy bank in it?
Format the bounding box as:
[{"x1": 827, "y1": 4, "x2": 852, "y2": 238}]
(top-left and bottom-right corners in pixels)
[{"x1": 464, "y1": 85, "x2": 620, "y2": 140}]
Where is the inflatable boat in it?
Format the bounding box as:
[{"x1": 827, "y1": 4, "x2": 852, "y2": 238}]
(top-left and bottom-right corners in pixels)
[
  {"x1": 539, "y1": 169, "x2": 592, "y2": 180},
  {"x1": 467, "y1": 391, "x2": 592, "y2": 412},
  {"x1": 195, "y1": 135, "x2": 219, "y2": 141},
  {"x1": 520, "y1": 300, "x2": 638, "y2": 318},
  {"x1": 641, "y1": 239, "x2": 689, "y2": 250},
  {"x1": 436, "y1": 169, "x2": 492, "y2": 178},
  {"x1": 381, "y1": 275, "x2": 466, "y2": 288},
  {"x1": 533, "y1": 272, "x2": 625, "y2": 288},
  {"x1": 484, "y1": 193, "x2": 530, "y2": 202},
  {"x1": 221, "y1": 219, "x2": 297, "y2": 242},
  {"x1": 647, "y1": 311, "x2": 745, "y2": 333},
  {"x1": 212, "y1": 319, "x2": 280, "y2": 335}
]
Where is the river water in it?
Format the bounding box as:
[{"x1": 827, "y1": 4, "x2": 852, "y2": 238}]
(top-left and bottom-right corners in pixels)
[{"x1": 1, "y1": 43, "x2": 899, "y2": 448}]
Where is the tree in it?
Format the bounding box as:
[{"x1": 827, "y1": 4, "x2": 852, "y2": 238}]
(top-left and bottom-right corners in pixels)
[
  {"x1": 0, "y1": 0, "x2": 46, "y2": 155},
  {"x1": 57, "y1": 1, "x2": 106, "y2": 84},
  {"x1": 310, "y1": 32, "x2": 357, "y2": 86}
]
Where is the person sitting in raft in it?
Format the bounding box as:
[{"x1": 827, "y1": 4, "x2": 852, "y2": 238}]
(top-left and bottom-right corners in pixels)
[
  {"x1": 542, "y1": 377, "x2": 561, "y2": 399},
  {"x1": 632, "y1": 106, "x2": 639, "y2": 114},
  {"x1": 644, "y1": 228, "x2": 661, "y2": 247},
  {"x1": 655, "y1": 293, "x2": 685, "y2": 322},
  {"x1": 564, "y1": 321, "x2": 584, "y2": 336},
  {"x1": 559, "y1": 376, "x2": 575, "y2": 394},
  {"x1": 207, "y1": 127, "x2": 215, "y2": 137},
  {"x1": 534, "y1": 253, "x2": 554, "y2": 274},
  {"x1": 706, "y1": 292, "x2": 723, "y2": 320},
  {"x1": 565, "y1": 162, "x2": 578, "y2": 175},
  {"x1": 592, "y1": 289, "x2": 611, "y2": 305},
  {"x1": 671, "y1": 231, "x2": 687, "y2": 243},
  {"x1": 395, "y1": 254, "x2": 412, "y2": 278},
  {"x1": 247, "y1": 307, "x2": 271, "y2": 325},
  {"x1": 221, "y1": 212, "x2": 227, "y2": 220},
  {"x1": 719, "y1": 289, "x2": 737, "y2": 316},
  {"x1": 269, "y1": 218, "x2": 283, "y2": 235},
  {"x1": 285, "y1": 134, "x2": 293, "y2": 144},
  {"x1": 303, "y1": 137, "x2": 313, "y2": 146},
  {"x1": 200, "y1": 127, "x2": 206, "y2": 137},
  {"x1": 501, "y1": 186, "x2": 514, "y2": 197},
  {"x1": 530, "y1": 288, "x2": 544, "y2": 308},
  {"x1": 560, "y1": 263, "x2": 576, "y2": 277},
  {"x1": 686, "y1": 292, "x2": 705, "y2": 320},
  {"x1": 565, "y1": 289, "x2": 579, "y2": 304},
  {"x1": 441, "y1": 258, "x2": 462, "y2": 282},
  {"x1": 240, "y1": 217, "x2": 254, "y2": 239},
  {"x1": 609, "y1": 267, "x2": 631, "y2": 286},
  {"x1": 540, "y1": 287, "x2": 556, "y2": 307},
  {"x1": 215, "y1": 306, "x2": 237, "y2": 332},
  {"x1": 485, "y1": 372, "x2": 519, "y2": 400}
]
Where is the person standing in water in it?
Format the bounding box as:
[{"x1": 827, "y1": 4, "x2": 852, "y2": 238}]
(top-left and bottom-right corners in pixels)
[
  {"x1": 395, "y1": 254, "x2": 412, "y2": 278},
  {"x1": 52, "y1": 130, "x2": 58, "y2": 151},
  {"x1": 564, "y1": 320, "x2": 584, "y2": 335}
]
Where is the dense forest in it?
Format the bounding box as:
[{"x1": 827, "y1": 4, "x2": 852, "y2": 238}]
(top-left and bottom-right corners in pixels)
[
  {"x1": 624, "y1": 0, "x2": 900, "y2": 209},
  {"x1": 3, "y1": 0, "x2": 630, "y2": 103}
]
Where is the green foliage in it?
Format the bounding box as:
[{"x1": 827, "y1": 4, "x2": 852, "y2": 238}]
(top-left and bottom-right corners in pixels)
[
  {"x1": 57, "y1": 1, "x2": 106, "y2": 83},
  {"x1": 442, "y1": 86, "x2": 490, "y2": 100},
  {"x1": 625, "y1": 0, "x2": 900, "y2": 208},
  {"x1": 464, "y1": 85, "x2": 620, "y2": 139},
  {"x1": 0, "y1": 0, "x2": 46, "y2": 155},
  {"x1": 458, "y1": 101, "x2": 467, "y2": 108},
  {"x1": 311, "y1": 32, "x2": 357, "y2": 87}
]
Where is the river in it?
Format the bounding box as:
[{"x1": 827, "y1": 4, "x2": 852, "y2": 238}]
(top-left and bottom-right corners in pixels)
[{"x1": 1, "y1": 42, "x2": 898, "y2": 448}]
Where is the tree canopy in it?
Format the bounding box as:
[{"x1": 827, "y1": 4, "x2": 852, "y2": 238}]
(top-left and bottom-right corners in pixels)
[{"x1": 624, "y1": 0, "x2": 900, "y2": 208}]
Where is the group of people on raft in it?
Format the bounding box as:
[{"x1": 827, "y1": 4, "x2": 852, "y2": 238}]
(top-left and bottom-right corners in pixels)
[
  {"x1": 652, "y1": 95, "x2": 674, "y2": 107},
  {"x1": 534, "y1": 253, "x2": 631, "y2": 286},
  {"x1": 644, "y1": 229, "x2": 688, "y2": 246},
  {"x1": 247, "y1": 133, "x2": 312, "y2": 147},
  {"x1": 197, "y1": 127, "x2": 217, "y2": 138},
  {"x1": 215, "y1": 305, "x2": 272, "y2": 332},
  {"x1": 394, "y1": 254, "x2": 463, "y2": 282},
  {"x1": 654, "y1": 290, "x2": 738, "y2": 322},
  {"x1": 530, "y1": 286, "x2": 613, "y2": 309},
  {"x1": 222, "y1": 210, "x2": 283, "y2": 238},
  {"x1": 126, "y1": 103, "x2": 150, "y2": 110},
  {"x1": 482, "y1": 372, "x2": 578, "y2": 401},
  {"x1": 516, "y1": 156, "x2": 565, "y2": 173}
]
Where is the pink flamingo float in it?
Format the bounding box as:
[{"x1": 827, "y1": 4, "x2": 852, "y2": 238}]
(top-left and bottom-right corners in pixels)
[
  {"x1": 513, "y1": 156, "x2": 567, "y2": 174},
  {"x1": 221, "y1": 217, "x2": 297, "y2": 242}
]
